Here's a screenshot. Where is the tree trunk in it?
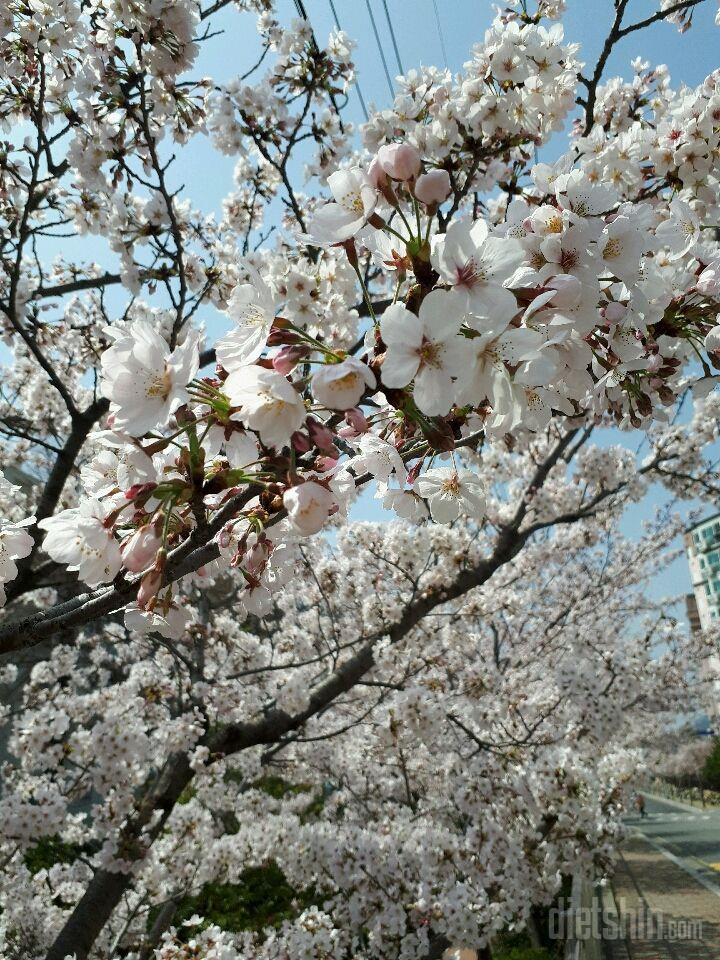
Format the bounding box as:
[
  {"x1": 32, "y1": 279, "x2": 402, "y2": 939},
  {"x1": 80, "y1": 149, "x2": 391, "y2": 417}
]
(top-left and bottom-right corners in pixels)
[{"x1": 45, "y1": 754, "x2": 193, "y2": 960}]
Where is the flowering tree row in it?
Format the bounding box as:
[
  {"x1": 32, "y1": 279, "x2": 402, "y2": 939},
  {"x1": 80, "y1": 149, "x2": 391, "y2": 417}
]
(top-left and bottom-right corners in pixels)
[{"x1": 3, "y1": 448, "x2": 718, "y2": 959}]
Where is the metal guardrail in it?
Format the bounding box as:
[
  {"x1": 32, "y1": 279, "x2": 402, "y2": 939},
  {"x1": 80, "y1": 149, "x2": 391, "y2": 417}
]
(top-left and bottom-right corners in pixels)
[{"x1": 564, "y1": 873, "x2": 604, "y2": 960}]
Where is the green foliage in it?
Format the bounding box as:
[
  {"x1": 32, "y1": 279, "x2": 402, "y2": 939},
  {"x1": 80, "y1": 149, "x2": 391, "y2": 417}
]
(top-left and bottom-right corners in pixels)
[
  {"x1": 160, "y1": 777, "x2": 327, "y2": 940},
  {"x1": 23, "y1": 835, "x2": 85, "y2": 874},
  {"x1": 702, "y1": 737, "x2": 720, "y2": 791},
  {"x1": 250, "y1": 775, "x2": 311, "y2": 799},
  {"x1": 493, "y1": 931, "x2": 556, "y2": 960},
  {"x1": 493, "y1": 927, "x2": 560, "y2": 960},
  {"x1": 177, "y1": 784, "x2": 196, "y2": 805},
  {"x1": 494, "y1": 948, "x2": 555, "y2": 960},
  {"x1": 169, "y1": 862, "x2": 318, "y2": 935},
  {"x1": 229, "y1": 772, "x2": 325, "y2": 821}
]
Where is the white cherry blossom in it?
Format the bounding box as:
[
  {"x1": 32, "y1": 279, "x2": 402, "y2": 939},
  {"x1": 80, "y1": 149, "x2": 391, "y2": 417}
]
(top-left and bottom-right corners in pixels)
[
  {"x1": 38, "y1": 500, "x2": 123, "y2": 587},
  {"x1": 312, "y1": 357, "x2": 376, "y2": 410},
  {"x1": 224, "y1": 366, "x2": 306, "y2": 450},
  {"x1": 379, "y1": 291, "x2": 466, "y2": 415},
  {"x1": 432, "y1": 219, "x2": 522, "y2": 321},
  {"x1": 414, "y1": 467, "x2": 487, "y2": 523},
  {"x1": 305, "y1": 168, "x2": 378, "y2": 245},
  {"x1": 284, "y1": 481, "x2": 337, "y2": 535},
  {"x1": 216, "y1": 266, "x2": 278, "y2": 370},
  {"x1": 655, "y1": 198, "x2": 701, "y2": 261},
  {"x1": 100, "y1": 321, "x2": 200, "y2": 436},
  {"x1": 0, "y1": 517, "x2": 35, "y2": 605}
]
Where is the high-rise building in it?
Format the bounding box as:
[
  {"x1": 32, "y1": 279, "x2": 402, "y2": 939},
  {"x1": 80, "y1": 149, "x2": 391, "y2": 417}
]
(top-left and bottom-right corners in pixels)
[{"x1": 685, "y1": 513, "x2": 720, "y2": 630}]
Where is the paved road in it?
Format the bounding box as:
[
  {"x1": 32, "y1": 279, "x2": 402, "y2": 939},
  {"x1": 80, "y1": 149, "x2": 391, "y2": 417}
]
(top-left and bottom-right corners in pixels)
[
  {"x1": 610, "y1": 834, "x2": 720, "y2": 960},
  {"x1": 605, "y1": 795, "x2": 720, "y2": 959},
  {"x1": 627, "y1": 794, "x2": 720, "y2": 888}
]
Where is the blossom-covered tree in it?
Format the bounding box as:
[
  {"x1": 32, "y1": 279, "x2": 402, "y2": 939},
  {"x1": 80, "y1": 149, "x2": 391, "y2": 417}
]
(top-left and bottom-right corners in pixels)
[{"x1": 1, "y1": 0, "x2": 720, "y2": 957}]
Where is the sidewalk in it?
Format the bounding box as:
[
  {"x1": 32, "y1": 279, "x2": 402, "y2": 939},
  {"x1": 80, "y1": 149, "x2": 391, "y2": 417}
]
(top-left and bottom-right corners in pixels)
[{"x1": 607, "y1": 834, "x2": 720, "y2": 959}]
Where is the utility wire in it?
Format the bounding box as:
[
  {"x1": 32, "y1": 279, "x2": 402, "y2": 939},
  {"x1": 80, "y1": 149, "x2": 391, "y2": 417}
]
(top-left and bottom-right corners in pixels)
[
  {"x1": 381, "y1": 0, "x2": 404, "y2": 76},
  {"x1": 327, "y1": 0, "x2": 370, "y2": 121},
  {"x1": 431, "y1": 0, "x2": 449, "y2": 69},
  {"x1": 364, "y1": 0, "x2": 395, "y2": 100},
  {"x1": 293, "y1": 0, "x2": 309, "y2": 20}
]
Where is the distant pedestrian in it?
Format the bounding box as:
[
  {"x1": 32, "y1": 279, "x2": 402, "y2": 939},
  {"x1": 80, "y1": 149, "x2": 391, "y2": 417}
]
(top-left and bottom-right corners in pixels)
[{"x1": 635, "y1": 793, "x2": 647, "y2": 819}]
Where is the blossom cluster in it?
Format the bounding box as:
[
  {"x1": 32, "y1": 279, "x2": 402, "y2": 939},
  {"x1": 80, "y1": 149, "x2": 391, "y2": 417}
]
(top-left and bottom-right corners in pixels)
[
  {"x1": 0, "y1": 0, "x2": 718, "y2": 631},
  {"x1": 7, "y1": 132, "x2": 720, "y2": 627},
  {"x1": 2, "y1": 494, "x2": 716, "y2": 958}
]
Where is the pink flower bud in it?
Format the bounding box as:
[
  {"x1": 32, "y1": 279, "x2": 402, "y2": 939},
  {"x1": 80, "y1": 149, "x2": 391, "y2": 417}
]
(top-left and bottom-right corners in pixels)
[
  {"x1": 125, "y1": 482, "x2": 157, "y2": 502},
  {"x1": 368, "y1": 156, "x2": 388, "y2": 189},
  {"x1": 122, "y1": 524, "x2": 161, "y2": 573},
  {"x1": 137, "y1": 568, "x2": 163, "y2": 609},
  {"x1": 307, "y1": 417, "x2": 336, "y2": 453},
  {"x1": 273, "y1": 344, "x2": 309, "y2": 375},
  {"x1": 345, "y1": 407, "x2": 370, "y2": 432},
  {"x1": 267, "y1": 328, "x2": 302, "y2": 347},
  {"x1": 244, "y1": 539, "x2": 271, "y2": 577},
  {"x1": 414, "y1": 169, "x2": 452, "y2": 205},
  {"x1": 646, "y1": 353, "x2": 663, "y2": 373},
  {"x1": 291, "y1": 431, "x2": 312, "y2": 453},
  {"x1": 377, "y1": 142, "x2": 421, "y2": 181}
]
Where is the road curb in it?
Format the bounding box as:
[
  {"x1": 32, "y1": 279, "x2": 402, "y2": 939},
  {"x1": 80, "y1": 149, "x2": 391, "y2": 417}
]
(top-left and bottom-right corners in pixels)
[{"x1": 644, "y1": 792, "x2": 712, "y2": 815}]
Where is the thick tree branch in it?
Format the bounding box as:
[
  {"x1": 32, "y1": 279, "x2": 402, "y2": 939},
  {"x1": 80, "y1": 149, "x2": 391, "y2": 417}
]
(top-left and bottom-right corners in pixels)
[{"x1": 618, "y1": 0, "x2": 705, "y2": 37}]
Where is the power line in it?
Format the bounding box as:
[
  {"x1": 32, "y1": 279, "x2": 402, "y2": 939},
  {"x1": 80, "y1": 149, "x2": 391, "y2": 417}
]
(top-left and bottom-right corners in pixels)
[
  {"x1": 430, "y1": 0, "x2": 448, "y2": 70},
  {"x1": 327, "y1": 0, "x2": 370, "y2": 121},
  {"x1": 364, "y1": 0, "x2": 395, "y2": 100},
  {"x1": 381, "y1": 0, "x2": 404, "y2": 76},
  {"x1": 293, "y1": 0, "x2": 309, "y2": 19}
]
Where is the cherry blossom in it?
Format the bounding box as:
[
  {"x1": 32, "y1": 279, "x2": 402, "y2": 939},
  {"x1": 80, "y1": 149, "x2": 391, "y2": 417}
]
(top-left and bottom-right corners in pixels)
[
  {"x1": 379, "y1": 291, "x2": 466, "y2": 415},
  {"x1": 224, "y1": 365, "x2": 306, "y2": 450},
  {"x1": 216, "y1": 266, "x2": 278, "y2": 370},
  {"x1": 284, "y1": 481, "x2": 337, "y2": 534},
  {"x1": 0, "y1": 517, "x2": 35, "y2": 605},
  {"x1": 100, "y1": 322, "x2": 200, "y2": 436},
  {"x1": 413, "y1": 467, "x2": 487, "y2": 523},
  {"x1": 655, "y1": 198, "x2": 702, "y2": 260},
  {"x1": 376, "y1": 142, "x2": 422, "y2": 181},
  {"x1": 312, "y1": 357, "x2": 376, "y2": 410},
  {"x1": 431, "y1": 218, "x2": 523, "y2": 321},
  {"x1": 414, "y1": 169, "x2": 452, "y2": 206},
  {"x1": 0, "y1": 1, "x2": 719, "y2": 955},
  {"x1": 38, "y1": 500, "x2": 123, "y2": 587},
  {"x1": 305, "y1": 168, "x2": 378, "y2": 245}
]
